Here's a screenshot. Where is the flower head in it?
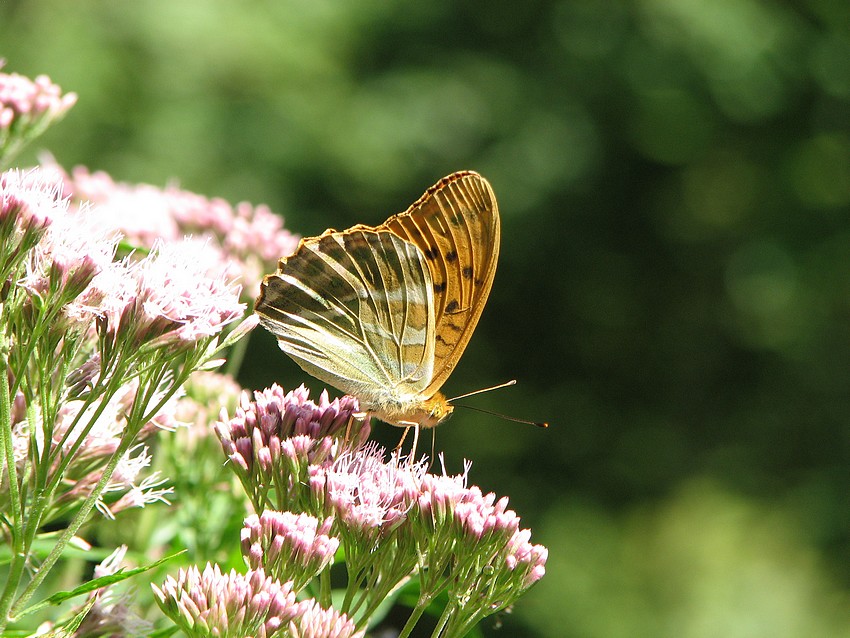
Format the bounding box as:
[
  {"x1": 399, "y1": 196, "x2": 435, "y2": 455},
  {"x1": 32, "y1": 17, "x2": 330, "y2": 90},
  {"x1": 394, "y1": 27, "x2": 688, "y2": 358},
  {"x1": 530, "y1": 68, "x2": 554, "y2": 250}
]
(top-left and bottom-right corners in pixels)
[
  {"x1": 408, "y1": 461, "x2": 549, "y2": 627},
  {"x1": 0, "y1": 167, "x2": 68, "y2": 285},
  {"x1": 0, "y1": 167, "x2": 65, "y2": 230},
  {"x1": 53, "y1": 163, "x2": 299, "y2": 295},
  {"x1": 214, "y1": 384, "x2": 370, "y2": 513},
  {"x1": 152, "y1": 565, "x2": 302, "y2": 638},
  {"x1": 242, "y1": 511, "x2": 339, "y2": 592},
  {"x1": 17, "y1": 190, "x2": 119, "y2": 323},
  {"x1": 312, "y1": 448, "x2": 423, "y2": 545},
  {"x1": 287, "y1": 603, "x2": 364, "y2": 638},
  {"x1": 0, "y1": 65, "x2": 77, "y2": 166},
  {"x1": 154, "y1": 564, "x2": 362, "y2": 638},
  {"x1": 134, "y1": 239, "x2": 245, "y2": 345}
]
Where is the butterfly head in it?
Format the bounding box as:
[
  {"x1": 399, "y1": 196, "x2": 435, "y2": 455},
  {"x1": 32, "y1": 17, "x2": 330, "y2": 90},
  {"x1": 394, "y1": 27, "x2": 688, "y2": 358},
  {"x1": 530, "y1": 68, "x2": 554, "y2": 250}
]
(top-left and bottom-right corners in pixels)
[{"x1": 419, "y1": 393, "x2": 454, "y2": 429}]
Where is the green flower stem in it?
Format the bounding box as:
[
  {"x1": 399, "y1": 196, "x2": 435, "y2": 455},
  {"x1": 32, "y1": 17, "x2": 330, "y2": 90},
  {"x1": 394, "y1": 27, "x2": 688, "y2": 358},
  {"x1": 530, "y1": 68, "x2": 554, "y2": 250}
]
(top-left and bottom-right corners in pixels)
[
  {"x1": 396, "y1": 595, "x2": 433, "y2": 638},
  {"x1": 0, "y1": 334, "x2": 24, "y2": 632},
  {"x1": 223, "y1": 329, "x2": 249, "y2": 377},
  {"x1": 397, "y1": 556, "x2": 455, "y2": 638},
  {"x1": 430, "y1": 599, "x2": 456, "y2": 638},
  {"x1": 15, "y1": 402, "x2": 38, "y2": 513},
  {"x1": 340, "y1": 546, "x2": 372, "y2": 616},
  {"x1": 447, "y1": 609, "x2": 488, "y2": 638},
  {"x1": 43, "y1": 370, "x2": 124, "y2": 497},
  {"x1": 318, "y1": 565, "x2": 332, "y2": 610},
  {"x1": 9, "y1": 415, "x2": 136, "y2": 620},
  {"x1": 8, "y1": 354, "x2": 192, "y2": 620},
  {"x1": 352, "y1": 545, "x2": 416, "y2": 629},
  {"x1": 340, "y1": 566, "x2": 366, "y2": 616}
]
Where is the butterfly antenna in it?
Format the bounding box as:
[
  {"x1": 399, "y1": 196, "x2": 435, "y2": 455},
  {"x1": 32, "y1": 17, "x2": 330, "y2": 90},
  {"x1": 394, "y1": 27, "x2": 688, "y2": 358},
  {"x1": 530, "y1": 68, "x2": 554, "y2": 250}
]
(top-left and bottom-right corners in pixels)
[
  {"x1": 452, "y1": 403, "x2": 549, "y2": 428},
  {"x1": 450, "y1": 380, "x2": 549, "y2": 428},
  {"x1": 448, "y1": 379, "x2": 517, "y2": 402}
]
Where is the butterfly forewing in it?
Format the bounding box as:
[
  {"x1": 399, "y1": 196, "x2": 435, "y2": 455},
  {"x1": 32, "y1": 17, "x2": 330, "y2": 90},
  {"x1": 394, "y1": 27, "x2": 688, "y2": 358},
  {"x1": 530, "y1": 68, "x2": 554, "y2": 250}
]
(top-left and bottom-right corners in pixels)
[
  {"x1": 380, "y1": 171, "x2": 500, "y2": 396},
  {"x1": 256, "y1": 229, "x2": 436, "y2": 397}
]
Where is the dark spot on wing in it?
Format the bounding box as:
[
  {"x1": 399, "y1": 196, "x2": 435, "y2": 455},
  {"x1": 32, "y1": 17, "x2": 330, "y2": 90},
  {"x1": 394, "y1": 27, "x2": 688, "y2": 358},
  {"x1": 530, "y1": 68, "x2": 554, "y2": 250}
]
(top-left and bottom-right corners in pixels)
[
  {"x1": 424, "y1": 246, "x2": 439, "y2": 260},
  {"x1": 434, "y1": 281, "x2": 447, "y2": 294},
  {"x1": 462, "y1": 266, "x2": 474, "y2": 279},
  {"x1": 446, "y1": 251, "x2": 457, "y2": 263},
  {"x1": 445, "y1": 299, "x2": 460, "y2": 313}
]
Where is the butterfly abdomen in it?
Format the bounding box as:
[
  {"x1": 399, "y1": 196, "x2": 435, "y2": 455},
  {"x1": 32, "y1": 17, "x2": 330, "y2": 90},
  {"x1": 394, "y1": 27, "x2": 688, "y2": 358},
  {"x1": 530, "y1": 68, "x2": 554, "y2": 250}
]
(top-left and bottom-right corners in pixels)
[{"x1": 363, "y1": 390, "x2": 454, "y2": 429}]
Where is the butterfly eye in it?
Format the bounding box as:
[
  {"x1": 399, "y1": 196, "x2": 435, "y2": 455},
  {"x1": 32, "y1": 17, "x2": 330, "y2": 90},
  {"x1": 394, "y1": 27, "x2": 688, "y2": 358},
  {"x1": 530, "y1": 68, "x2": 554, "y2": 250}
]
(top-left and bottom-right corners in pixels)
[{"x1": 433, "y1": 404, "x2": 453, "y2": 422}]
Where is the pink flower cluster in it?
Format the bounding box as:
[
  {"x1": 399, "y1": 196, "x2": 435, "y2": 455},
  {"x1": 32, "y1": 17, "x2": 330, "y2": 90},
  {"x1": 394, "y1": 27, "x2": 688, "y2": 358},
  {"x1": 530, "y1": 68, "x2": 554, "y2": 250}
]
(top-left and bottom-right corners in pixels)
[
  {"x1": 152, "y1": 565, "x2": 363, "y2": 638},
  {"x1": 309, "y1": 450, "x2": 418, "y2": 544},
  {"x1": 215, "y1": 384, "x2": 547, "y2": 633},
  {"x1": 310, "y1": 452, "x2": 548, "y2": 604},
  {"x1": 242, "y1": 511, "x2": 339, "y2": 592},
  {"x1": 2, "y1": 167, "x2": 247, "y2": 354},
  {"x1": 0, "y1": 64, "x2": 76, "y2": 169},
  {"x1": 413, "y1": 470, "x2": 548, "y2": 614},
  {"x1": 215, "y1": 384, "x2": 370, "y2": 512},
  {"x1": 51, "y1": 163, "x2": 299, "y2": 295},
  {"x1": 1, "y1": 165, "x2": 249, "y2": 533},
  {"x1": 0, "y1": 64, "x2": 76, "y2": 126},
  {"x1": 0, "y1": 168, "x2": 65, "y2": 232},
  {"x1": 104, "y1": 239, "x2": 246, "y2": 349}
]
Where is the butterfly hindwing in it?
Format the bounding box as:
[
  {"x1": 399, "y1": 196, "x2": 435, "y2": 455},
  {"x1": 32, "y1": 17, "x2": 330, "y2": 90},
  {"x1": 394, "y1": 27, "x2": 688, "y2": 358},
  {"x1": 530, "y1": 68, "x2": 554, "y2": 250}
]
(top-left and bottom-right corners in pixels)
[
  {"x1": 256, "y1": 229, "x2": 436, "y2": 398},
  {"x1": 380, "y1": 171, "x2": 499, "y2": 396}
]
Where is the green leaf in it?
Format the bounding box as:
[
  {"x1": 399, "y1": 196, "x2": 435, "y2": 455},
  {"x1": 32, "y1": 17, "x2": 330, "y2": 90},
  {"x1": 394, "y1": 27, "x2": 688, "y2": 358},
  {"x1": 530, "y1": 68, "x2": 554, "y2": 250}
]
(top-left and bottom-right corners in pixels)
[
  {"x1": 36, "y1": 597, "x2": 97, "y2": 638},
  {"x1": 13, "y1": 550, "x2": 186, "y2": 622},
  {"x1": 46, "y1": 550, "x2": 186, "y2": 605}
]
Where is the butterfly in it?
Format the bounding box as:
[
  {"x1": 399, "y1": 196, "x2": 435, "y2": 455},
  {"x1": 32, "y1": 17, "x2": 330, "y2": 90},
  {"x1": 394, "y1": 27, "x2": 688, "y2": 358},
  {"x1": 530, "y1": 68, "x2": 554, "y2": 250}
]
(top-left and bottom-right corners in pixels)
[{"x1": 254, "y1": 171, "x2": 499, "y2": 434}]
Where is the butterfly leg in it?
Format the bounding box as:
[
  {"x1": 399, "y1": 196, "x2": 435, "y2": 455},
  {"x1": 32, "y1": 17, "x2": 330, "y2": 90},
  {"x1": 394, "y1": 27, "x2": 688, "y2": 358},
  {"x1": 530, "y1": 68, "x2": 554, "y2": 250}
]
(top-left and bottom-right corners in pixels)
[
  {"x1": 393, "y1": 426, "x2": 411, "y2": 455},
  {"x1": 410, "y1": 424, "x2": 421, "y2": 461},
  {"x1": 343, "y1": 413, "x2": 355, "y2": 446},
  {"x1": 392, "y1": 425, "x2": 421, "y2": 462}
]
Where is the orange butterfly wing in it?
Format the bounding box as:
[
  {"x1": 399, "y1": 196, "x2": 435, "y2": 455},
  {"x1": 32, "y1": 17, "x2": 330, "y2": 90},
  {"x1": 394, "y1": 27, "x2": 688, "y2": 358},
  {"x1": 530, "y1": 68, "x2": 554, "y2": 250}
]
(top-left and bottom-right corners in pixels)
[{"x1": 378, "y1": 171, "x2": 500, "y2": 397}]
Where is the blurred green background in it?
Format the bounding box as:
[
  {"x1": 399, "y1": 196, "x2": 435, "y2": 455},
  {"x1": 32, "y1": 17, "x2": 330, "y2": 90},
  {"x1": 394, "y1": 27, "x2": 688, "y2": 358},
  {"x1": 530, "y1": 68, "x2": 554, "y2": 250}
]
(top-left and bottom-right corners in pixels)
[{"x1": 4, "y1": 0, "x2": 850, "y2": 636}]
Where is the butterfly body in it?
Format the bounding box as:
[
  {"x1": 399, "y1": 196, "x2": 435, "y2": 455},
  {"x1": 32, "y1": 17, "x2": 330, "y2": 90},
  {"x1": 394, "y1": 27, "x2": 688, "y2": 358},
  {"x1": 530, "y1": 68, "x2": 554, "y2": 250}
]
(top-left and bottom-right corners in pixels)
[
  {"x1": 363, "y1": 390, "x2": 453, "y2": 429},
  {"x1": 255, "y1": 171, "x2": 499, "y2": 430}
]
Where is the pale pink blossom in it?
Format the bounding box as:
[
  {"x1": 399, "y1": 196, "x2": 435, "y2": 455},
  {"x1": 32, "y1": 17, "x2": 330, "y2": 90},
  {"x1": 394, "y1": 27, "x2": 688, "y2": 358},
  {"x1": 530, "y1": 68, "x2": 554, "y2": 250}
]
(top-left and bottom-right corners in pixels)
[
  {"x1": 0, "y1": 67, "x2": 76, "y2": 165},
  {"x1": 288, "y1": 603, "x2": 364, "y2": 638},
  {"x1": 131, "y1": 239, "x2": 245, "y2": 345},
  {"x1": 0, "y1": 167, "x2": 66, "y2": 232},
  {"x1": 215, "y1": 384, "x2": 548, "y2": 631},
  {"x1": 242, "y1": 511, "x2": 339, "y2": 591},
  {"x1": 0, "y1": 69, "x2": 77, "y2": 117},
  {"x1": 312, "y1": 449, "x2": 423, "y2": 542},
  {"x1": 53, "y1": 163, "x2": 299, "y2": 295},
  {"x1": 153, "y1": 565, "x2": 360, "y2": 638},
  {"x1": 215, "y1": 383, "x2": 369, "y2": 512}
]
